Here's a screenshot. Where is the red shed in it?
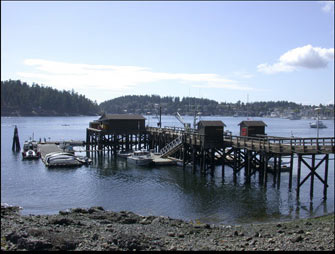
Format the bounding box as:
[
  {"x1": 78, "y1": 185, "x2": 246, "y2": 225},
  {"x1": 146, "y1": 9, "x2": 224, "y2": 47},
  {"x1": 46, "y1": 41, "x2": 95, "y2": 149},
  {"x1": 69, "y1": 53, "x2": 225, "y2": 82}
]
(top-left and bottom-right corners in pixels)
[{"x1": 238, "y1": 121, "x2": 267, "y2": 137}]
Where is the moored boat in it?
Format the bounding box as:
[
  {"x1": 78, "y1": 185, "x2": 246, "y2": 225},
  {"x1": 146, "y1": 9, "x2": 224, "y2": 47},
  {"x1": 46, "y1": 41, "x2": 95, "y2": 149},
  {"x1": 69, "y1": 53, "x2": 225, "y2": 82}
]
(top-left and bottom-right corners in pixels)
[
  {"x1": 127, "y1": 150, "x2": 153, "y2": 166},
  {"x1": 310, "y1": 120, "x2": 327, "y2": 129},
  {"x1": 118, "y1": 150, "x2": 134, "y2": 159},
  {"x1": 22, "y1": 140, "x2": 40, "y2": 160},
  {"x1": 267, "y1": 158, "x2": 290, "y2": 172}
]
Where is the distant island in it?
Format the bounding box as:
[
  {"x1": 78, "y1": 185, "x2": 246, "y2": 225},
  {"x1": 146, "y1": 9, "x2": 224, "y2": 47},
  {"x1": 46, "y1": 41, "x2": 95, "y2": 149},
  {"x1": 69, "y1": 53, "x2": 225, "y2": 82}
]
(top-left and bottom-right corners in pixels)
[{"x1": 1, "y1": 79, "x2": 334, "y2": 119}]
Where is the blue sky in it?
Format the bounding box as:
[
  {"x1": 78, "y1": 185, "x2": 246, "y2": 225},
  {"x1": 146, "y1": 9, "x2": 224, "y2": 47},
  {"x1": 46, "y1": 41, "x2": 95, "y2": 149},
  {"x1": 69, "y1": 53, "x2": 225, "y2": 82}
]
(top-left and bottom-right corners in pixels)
[{"x1": 1, "y1": 1, "x2": 334, "y2": 105}]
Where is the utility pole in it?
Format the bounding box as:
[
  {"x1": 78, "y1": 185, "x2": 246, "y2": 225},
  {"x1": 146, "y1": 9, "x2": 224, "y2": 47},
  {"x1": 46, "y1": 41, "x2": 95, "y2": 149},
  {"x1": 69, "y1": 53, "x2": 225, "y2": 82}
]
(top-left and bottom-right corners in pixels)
[{"x1": 315, "y1": 107, "x2": 321, "y2": 138}]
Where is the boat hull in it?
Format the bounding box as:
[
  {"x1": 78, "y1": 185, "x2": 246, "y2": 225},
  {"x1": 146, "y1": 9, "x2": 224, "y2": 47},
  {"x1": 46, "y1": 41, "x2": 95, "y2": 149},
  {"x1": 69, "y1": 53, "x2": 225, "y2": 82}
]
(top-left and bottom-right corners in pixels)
[
  {"x1": 22, "y1": 150, "x2": 40, "y2": 160},
  {"x1": 127, "y1": 157, "x2": 153, "y2": 166}
]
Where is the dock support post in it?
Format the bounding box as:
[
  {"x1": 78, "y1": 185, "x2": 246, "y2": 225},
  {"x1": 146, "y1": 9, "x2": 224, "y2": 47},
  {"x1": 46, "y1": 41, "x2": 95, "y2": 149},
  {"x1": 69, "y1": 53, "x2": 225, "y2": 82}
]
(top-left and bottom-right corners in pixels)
[
  {"x1": 233, "y1": 149, "x2": 238, "y2": 183},
  {"x1": 324, "y1": 154, "x2": 329, "y2": 199},
  {"x1": 222, "y1": 148, "x2": 225, "y2": 179},
  {"x1": 277, "y1": 155, "x2": 281, "y2": 189},
  {"x1": 310, "y1": 154, "x2": 315, "y2": 199},
  {"x1": 113, "y1": 134, "x2": 117, "y2": 157},
  {"x1": 210, "y1": 149, "x2": 215, "y2": 176},
  {"x1": 192, "y1": 146, "x2": 196, "y2": 172},
  {"x1": 289, "y1": 154, "x2": 294, "y2": 190},
  {"x1": 272, "y1": 155, "x2": 277, "y2": 186},
  {"x1": 263, "y1": 153, "x2": 268, "y2": 186},
  {"x1": 182, "y1": 144, "x2": 187, "y2": 170},
  {"x1": 200, "y1": 149, "x2": 205, "y2": 173},
  {"x1": 246, "y1": 150, "x2": 251, "y2": 183},
  {"x1": 297, "y1": 154, "x2": 302, "y2": 198},
  {"x1": 258, "y1": 153, "x2": 263, "y2": 184}
]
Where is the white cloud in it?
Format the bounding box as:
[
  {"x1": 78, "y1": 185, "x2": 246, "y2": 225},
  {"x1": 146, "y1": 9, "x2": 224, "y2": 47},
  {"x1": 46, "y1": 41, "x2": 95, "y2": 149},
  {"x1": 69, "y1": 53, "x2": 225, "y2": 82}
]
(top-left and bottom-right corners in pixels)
[
  {"x1": 257, "y1": 45, "x2": 334, "y2": 74},
  {"x1": 18, "y1": 59, "x2": 252, "y2": 100}
]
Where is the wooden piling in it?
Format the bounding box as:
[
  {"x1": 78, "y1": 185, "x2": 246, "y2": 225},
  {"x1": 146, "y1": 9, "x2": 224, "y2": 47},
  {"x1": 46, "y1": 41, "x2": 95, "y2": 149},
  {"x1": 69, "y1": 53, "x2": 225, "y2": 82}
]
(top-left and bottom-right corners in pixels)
[
  {"x1": 297, "y1": 154, "x2": 302, "y2": 197},
  {"x1": 12, "y1": 125, "x2": 21, "y2": 152},
  {"x1": 277, "y1": 155, "x2": 281, "y2": 189},
  {"x1": 310, "y1": 154, "x2": 315, "y2": 199},
  {"x1": 324, "y1": 154, "x2": 329, "y2": 199},
  {"x1": 289, "y1": 153, "x2": 294, "y2": 190}
]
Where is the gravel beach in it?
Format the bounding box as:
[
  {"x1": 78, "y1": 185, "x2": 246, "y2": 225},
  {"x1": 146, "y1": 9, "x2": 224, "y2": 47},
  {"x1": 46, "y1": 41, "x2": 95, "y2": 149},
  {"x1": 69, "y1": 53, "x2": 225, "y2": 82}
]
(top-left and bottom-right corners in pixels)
[{"x1": 1, "y1": 204, "x2": 334, "y2": 251}]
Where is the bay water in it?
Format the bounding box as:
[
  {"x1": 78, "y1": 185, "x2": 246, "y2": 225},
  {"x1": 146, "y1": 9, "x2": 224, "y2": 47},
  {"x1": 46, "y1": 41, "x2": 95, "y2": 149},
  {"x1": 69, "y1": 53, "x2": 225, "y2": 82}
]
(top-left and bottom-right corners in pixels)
[{"x1": 1, "y1": 116, "x2": 334, "y2": 225}]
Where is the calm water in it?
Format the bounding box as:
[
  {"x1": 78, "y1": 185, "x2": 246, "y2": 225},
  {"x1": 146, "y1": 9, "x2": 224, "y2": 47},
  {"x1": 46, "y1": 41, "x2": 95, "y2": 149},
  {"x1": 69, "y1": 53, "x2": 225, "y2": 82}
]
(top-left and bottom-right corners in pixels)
[{"x1": 1, "y1": 116, "x2": 334, "y2": 225}]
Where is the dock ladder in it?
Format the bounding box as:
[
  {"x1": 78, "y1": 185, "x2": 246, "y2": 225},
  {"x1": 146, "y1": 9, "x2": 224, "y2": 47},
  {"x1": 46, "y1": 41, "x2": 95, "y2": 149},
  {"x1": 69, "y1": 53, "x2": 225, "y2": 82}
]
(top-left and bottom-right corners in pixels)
[{"x1": 160, "y1": 135, "x2": 183, "y2": 158}]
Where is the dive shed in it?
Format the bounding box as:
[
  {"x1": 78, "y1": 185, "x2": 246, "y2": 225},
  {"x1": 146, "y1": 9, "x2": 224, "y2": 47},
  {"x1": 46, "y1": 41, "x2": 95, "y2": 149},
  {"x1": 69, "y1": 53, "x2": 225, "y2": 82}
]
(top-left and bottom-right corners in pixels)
[
  {"x1": 90, "y1": 113, "x2": 146, "y2": 132},
  {"x1": 198, "y1": 120, "x2": 226, "y2": 148},
  {"x1": 238, "y1": 120, "x2": 267, "y2": 137}
]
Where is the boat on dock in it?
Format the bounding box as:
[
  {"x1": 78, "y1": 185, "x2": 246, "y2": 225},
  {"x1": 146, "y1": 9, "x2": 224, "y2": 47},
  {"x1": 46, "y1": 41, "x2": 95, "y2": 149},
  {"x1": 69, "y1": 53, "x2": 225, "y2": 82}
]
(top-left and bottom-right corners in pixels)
[
  {"x1": 127, "y1": 150, "x2": 153, "y2": 166},
  {"x1": 22, "y1": 140, "x2": 40, "y2": 160},
  {"x1": 59, "y1": 142, "x2": 75, "y2": 154},
  {"x1": 43, "y1": 152, "x2": 91, "y2": 167}
]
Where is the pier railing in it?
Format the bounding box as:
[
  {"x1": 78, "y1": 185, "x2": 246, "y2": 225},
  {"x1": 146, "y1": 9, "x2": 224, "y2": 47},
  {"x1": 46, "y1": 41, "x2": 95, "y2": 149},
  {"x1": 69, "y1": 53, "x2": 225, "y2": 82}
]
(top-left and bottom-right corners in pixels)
[
  {"x1": 223, "y1": 135, "x2": 335, "y2": 154},
  {"x1": 146, "y1": 127, "x2": 334, "y2": 154}
]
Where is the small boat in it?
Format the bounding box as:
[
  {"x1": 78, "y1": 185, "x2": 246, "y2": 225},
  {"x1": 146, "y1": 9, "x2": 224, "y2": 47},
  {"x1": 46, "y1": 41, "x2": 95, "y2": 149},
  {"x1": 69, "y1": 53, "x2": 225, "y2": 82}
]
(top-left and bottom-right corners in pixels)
[
  {"x1": 59, "y1": 142, "x2": 75, "y2": 154},
  {"x1": 267, "y1": 158, "x2": 290, "y2": 172},
  {"x1": 118, "y1": 150, "x2": 134, "y2": 158},
  {"x1": 127, "y1": 150, "x2": 153, "y2": 166},
  {"x1": 22, "y1": 140, "x2": 40, "y2": 160},
  {"x1": 310, "y1": 120, "x2": 327, "y2": 129},
  {"x1": 288, "y1": 114, "x2": 301, "y2": 120},
  {"x1": 76, "y1": 156, "x2": 92, "y2": 165}
]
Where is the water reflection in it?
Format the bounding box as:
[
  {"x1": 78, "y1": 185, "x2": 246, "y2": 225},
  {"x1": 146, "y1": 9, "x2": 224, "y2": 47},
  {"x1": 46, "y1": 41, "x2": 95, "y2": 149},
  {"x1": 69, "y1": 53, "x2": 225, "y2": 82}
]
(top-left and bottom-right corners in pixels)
[{"x1": 1, "y1": 116, "x2": 334, "y2": 224}]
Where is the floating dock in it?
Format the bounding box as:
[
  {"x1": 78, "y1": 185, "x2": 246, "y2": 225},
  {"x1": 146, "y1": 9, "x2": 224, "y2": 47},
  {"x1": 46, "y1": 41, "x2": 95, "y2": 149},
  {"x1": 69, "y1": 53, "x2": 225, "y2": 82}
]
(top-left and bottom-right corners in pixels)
[
  {"x1": 151, "y1": 154, "x2": 177, "y2": 166},
  {"x1": 38, "y1": 144, "x2": 63, "y2": 162},
  {"x1": 38, "y1": 143, "x2": 91, "y2": 167}
]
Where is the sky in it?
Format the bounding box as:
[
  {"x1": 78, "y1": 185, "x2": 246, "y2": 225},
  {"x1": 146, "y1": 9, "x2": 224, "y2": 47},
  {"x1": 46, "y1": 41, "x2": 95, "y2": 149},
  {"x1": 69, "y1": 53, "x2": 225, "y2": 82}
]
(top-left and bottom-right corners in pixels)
[{"x1": 1, "y1": 1, "x2": 334, "y2": 105}]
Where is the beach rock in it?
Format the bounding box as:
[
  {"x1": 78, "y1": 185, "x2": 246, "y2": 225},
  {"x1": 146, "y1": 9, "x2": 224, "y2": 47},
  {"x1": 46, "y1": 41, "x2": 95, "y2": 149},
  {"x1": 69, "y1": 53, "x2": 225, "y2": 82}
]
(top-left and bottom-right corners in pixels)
[{"x1": 1, "y1": 205, "x2": 334, "y2": 251}]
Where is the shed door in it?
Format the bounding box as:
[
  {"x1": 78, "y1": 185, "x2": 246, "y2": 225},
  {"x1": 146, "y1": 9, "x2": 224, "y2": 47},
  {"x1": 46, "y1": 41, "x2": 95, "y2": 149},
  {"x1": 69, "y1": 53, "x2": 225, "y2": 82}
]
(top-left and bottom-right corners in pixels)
[{"x1": 241, "y1": 127, "x2": 247, "y2": 136}]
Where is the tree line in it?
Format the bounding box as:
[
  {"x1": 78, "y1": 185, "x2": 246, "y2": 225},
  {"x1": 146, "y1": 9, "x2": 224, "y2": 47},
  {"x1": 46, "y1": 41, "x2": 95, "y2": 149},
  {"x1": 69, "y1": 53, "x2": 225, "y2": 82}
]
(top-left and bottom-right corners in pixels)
[
  {"x1": 1, "y1": 80, "x2": 99, "y2": 116},
  {"x1": 99, "y1": 95, "x2": 333, "y2": 118},
  {"x1": 1, "y1": 80, "x2": 333, "y2": 117}
]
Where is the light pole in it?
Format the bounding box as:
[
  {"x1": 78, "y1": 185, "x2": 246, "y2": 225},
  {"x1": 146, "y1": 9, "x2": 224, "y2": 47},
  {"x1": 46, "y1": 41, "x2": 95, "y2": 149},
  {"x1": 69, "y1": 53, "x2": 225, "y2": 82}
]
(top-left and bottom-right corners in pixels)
[{"x1": 315, "y1": 107, "x2": 321, "y2": 138}]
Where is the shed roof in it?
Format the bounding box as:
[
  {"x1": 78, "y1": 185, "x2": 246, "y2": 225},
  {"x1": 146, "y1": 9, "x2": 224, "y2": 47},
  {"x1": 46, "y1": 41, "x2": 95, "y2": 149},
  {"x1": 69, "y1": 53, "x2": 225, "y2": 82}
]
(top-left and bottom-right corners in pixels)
[
  {"x1": 99, "y1": 114, "x2": 146, "y2": 121},
  {"x1": 198, "y1": 120, "x2": 226, "y2": 127},
  {"x1": 238, "y1": 120, "x2": 267, "y2": 127}
]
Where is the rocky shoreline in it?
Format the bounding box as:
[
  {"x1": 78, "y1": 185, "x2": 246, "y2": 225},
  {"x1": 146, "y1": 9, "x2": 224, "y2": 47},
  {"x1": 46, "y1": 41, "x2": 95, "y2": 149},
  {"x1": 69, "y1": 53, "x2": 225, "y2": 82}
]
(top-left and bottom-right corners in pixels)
[{"x1": 1, "y1": 205, "x2": 334, "y2": 251}]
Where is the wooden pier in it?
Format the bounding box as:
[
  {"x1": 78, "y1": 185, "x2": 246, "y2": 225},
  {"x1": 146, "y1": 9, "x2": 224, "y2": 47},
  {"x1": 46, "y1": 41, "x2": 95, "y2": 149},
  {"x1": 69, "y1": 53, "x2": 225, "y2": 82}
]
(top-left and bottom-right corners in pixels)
[{"x1": 86, "y1": 115, "x2": 334, "y2": 199}]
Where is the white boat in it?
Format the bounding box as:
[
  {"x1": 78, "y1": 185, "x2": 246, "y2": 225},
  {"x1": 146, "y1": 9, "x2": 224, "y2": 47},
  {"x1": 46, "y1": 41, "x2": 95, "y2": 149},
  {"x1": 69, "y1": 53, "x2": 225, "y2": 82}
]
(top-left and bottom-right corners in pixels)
[
  {"x1": 117, "y1": 150, "x2": 134, "y2": 159},
  {"x1": 22, "y1": 140, "x2": 40, "y2": 160},
  {"x1": 44, "y1": 152, "x2": 82, "y2": 167},
  {"x1": 127, "y1": 150, "x2": 153, "y2": 166},
  {"x1": 59, "y1": 142, "x2": 75, "y2": 154},
  {"x1": 267, "y1": 158, "x2": 290, "y2": 172},
  {"x1": 310, "y1": 120, "x2": 327, "y2": 129}
]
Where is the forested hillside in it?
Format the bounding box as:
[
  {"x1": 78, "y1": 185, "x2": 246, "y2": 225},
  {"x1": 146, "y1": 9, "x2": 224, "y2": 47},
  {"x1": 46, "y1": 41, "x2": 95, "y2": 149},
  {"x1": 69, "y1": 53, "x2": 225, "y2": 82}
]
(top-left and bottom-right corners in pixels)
[
  {"x1": 99, "y1": 95, "x2": 333, "y2": 118},
  {"x1": 1, "y1": 80, "x2": 100, "y2": 116},
  {"x1": 1, "y1": 80, "x2": 333, "y2": 118},
  {"x1": 99, "y1": 95, "x2": 220, "y2": 116}
]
